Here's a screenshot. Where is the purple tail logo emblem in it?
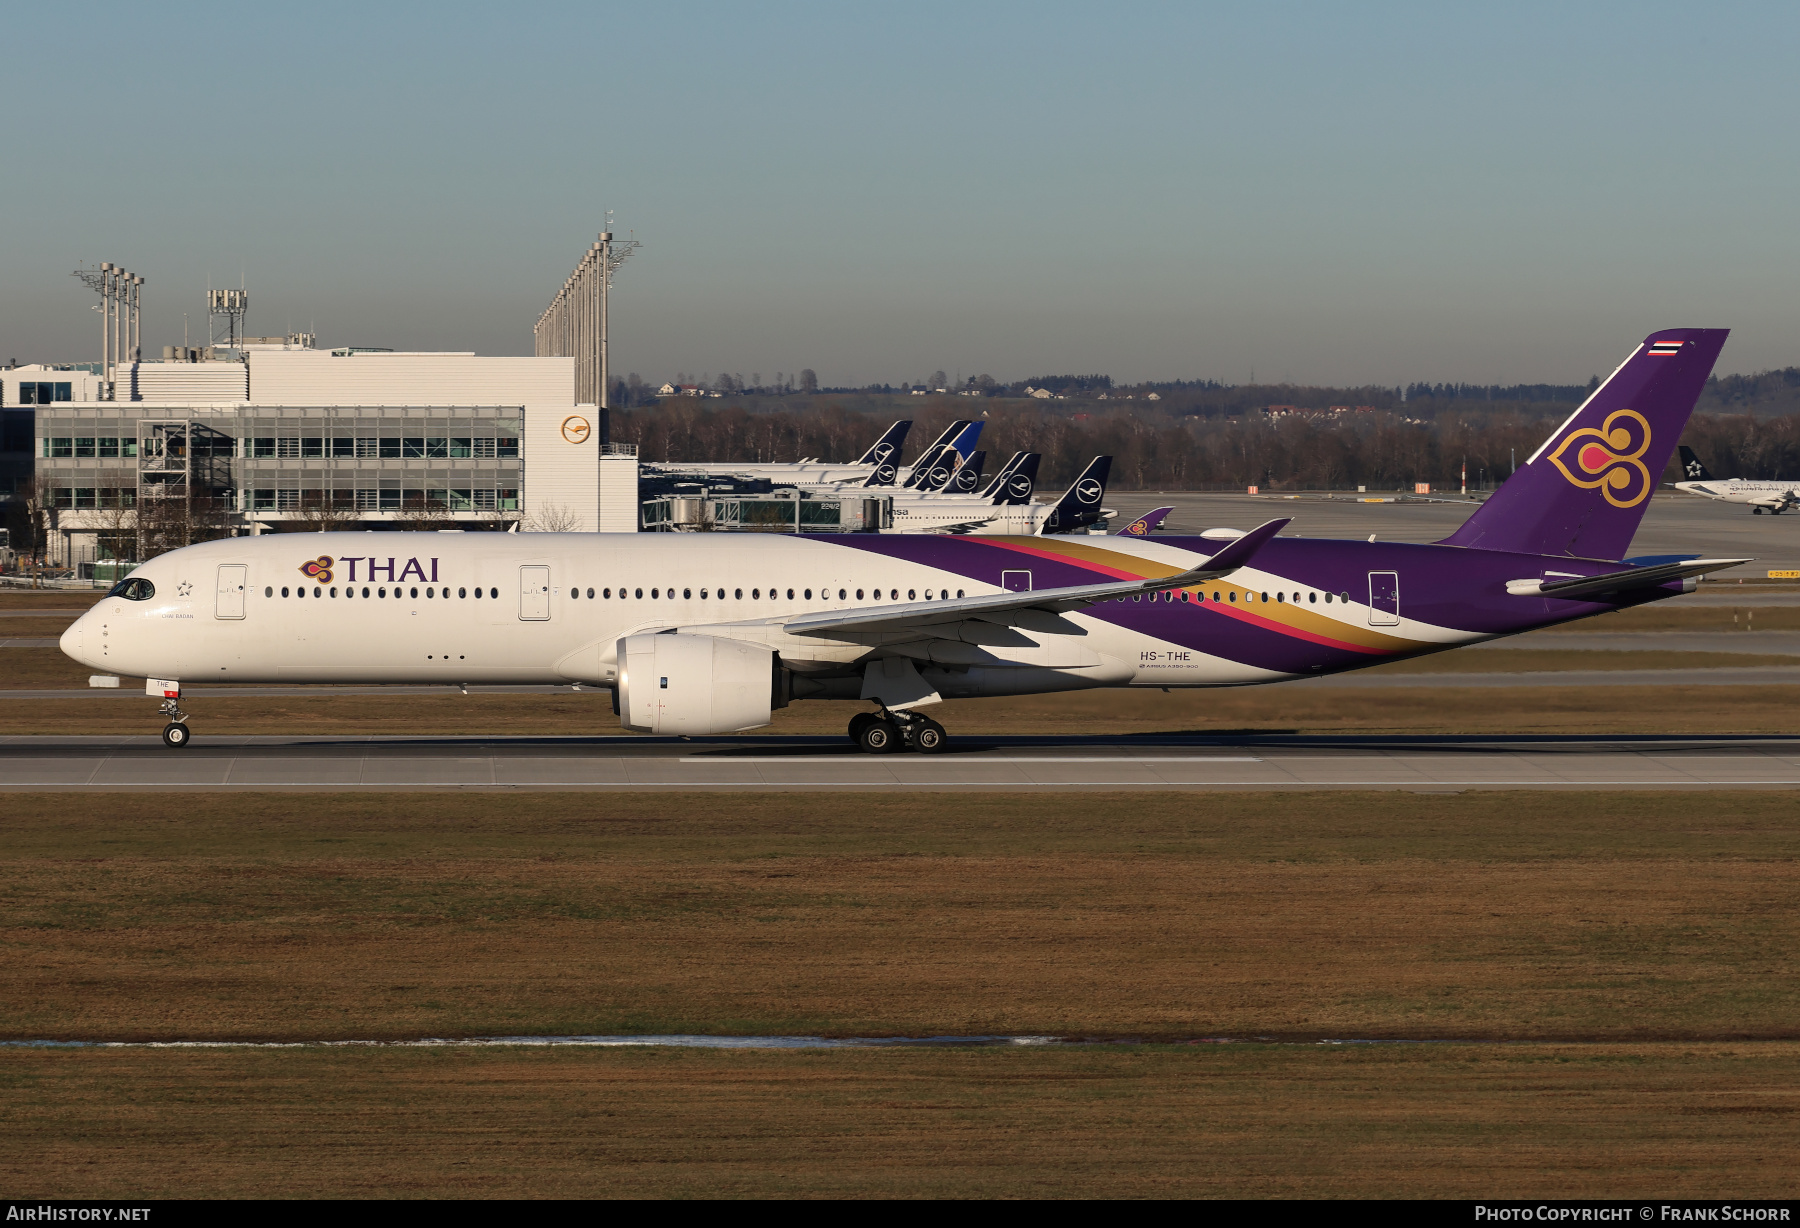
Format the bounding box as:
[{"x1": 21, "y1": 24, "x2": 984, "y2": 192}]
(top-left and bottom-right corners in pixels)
[{"x1": 1546, "y1": 409, "x2": 1654, "y2": 508}]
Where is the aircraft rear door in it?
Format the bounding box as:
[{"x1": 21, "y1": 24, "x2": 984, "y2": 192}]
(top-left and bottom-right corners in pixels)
[
  {"x1": 215, "y1": 564, "x2": 247, "y2": 619},
  {"x1": 1367, "y1": 571, "x2": 1399, "y2": 625},
  {"x1": 519, "y1": 566, "x2": 551, "y2": 620}
]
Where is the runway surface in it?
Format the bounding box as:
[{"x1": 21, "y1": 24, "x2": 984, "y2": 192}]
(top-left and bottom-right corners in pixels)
[
  {"x1": 1134, "y1": 492, "x2": 1800, "y2": 579},
  {"x1": 6, "y1": 732, "x2": 1800, "y2": 791}
]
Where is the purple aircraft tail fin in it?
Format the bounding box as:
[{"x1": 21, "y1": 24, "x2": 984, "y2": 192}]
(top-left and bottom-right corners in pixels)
[
  {"x1": 1441, "y1": 328, "x2": 1728, "y2": 560},
  {"x1": 1117, "y1": 506, "x2": 1174, "y2": 537}
]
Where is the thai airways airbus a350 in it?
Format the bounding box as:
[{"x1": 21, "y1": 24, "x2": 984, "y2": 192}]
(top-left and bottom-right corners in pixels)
[{"x1": 62, "y1": 329, "x2": 1743, "y2": 752}]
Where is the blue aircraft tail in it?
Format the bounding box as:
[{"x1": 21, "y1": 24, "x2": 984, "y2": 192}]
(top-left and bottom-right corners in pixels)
[
  {"x1": 945, "y1": 420, "x2": 982, "y2": 462},
  {"x1": 917, "y1": 448, "x2": 960, "y2": 492},
  {"x1": 903, "y1": 443, "x2": 948, "y2": 489},
  {"x1": 988, "y1": 453, "x2": 1041, "y2": 505},
  {"x1": 1441, "y1": 328, "x2": 1728, "y2": 560},
  {"x1": 947, "y1": 450, "x2": 986, "y2": 494},
  {"x1": 1043, "y1": 456, "x2": 1113, "y2": 533},
  {"x1": 853, "y1": 420, "x2": 911, "y2": 467}
]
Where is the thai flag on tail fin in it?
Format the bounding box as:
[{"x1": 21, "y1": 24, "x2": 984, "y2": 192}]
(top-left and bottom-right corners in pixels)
[{"x1": 1440, "y1": 328, "x2": 1728, "y2": 561}]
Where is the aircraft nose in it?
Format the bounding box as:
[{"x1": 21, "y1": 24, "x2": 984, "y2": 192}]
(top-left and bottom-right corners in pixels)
[{"x1": 59, "y1": 617, "x2": 85, "y2": 663}]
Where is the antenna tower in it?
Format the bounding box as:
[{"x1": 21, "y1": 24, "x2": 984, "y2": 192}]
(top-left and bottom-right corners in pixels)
[{"x1": 208, "y1": 286, "x2": 249, "y2": 348}]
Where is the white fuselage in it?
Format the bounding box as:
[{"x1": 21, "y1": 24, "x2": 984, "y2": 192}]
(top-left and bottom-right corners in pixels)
[
  {"x1": 59, "y1": 531, "x2": 1468, "y2": 695},
  {"x1": 1674, "y1": 479, "x2": 1799, "y2": 509}
]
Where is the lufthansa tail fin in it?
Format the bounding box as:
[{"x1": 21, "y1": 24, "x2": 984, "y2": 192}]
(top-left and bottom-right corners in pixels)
[
  {"x1": 853, "y1": 420, "x2": 911, "y2": 467},
  {"x1": 947, "y1": 450, "x2": 987, "y2": 494},
  {"x1": 990, "y1": 453, "x2": 1041, "y2": 505},
  {"x1": 1043, "y1": 456, "x2": 1113, "y2": 534},
  {"x1": 1441, "y1": 329, "x2": 1728, "y2": 560},
  {"x1": 903, "y1": 443, "x2": 948, "y2": 489},
  {"x1": 1678, "y1": 445, "x2": 1716, "y2": 483},
  {"x1": 979, "y1": 452, "x2": 1026, "y2": 499},
  {"x1": 917, "y1": 448, "x2": 961, "y2": 492}
]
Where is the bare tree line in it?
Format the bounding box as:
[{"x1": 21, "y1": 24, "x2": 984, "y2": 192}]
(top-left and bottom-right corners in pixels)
[{"x1": 612, "y1": 399, "x2": 1800, "y2": 489}]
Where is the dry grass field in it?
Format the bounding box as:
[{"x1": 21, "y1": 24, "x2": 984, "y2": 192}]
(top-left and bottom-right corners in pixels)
[
  {"x1": 5, "y1": 1043, "x2": 1797, "y2": 1198},
  {"x1": 2, "y1": 789, "x2": 1798, "y2": 1197},
  {"x1": 4, "y1": 791, "x2": 1795, "y2": 1041}
]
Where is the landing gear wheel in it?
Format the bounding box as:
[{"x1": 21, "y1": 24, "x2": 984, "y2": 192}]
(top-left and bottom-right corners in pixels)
[
  {"x1": 848, "y1": 712, "x2": 877, "y2": 744},
  {"x1": 162, "y1": 722, "x2": 191, "y2": 749},
  {"x1": 914, "y1": 719, "x2": 949, "y2": 754},
  {"x1": 858, "y1": 720, "x2": 902, "y2": 755},
  {"x1": 1754, "y1": 507, "x2": 1765, "y2": 514}
]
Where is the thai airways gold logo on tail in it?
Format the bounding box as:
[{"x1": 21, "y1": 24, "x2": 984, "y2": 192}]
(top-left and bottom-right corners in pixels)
[
  {"x1": 299, "y1": 555, "x2": 334, "y2": 583},
  {"x1": 1546, "y1": 409, "x2": 1653, "y2": 508}
]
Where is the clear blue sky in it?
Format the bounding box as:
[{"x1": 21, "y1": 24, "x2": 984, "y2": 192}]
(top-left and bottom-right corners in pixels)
[{"x1": 5, "y1": 2, "x2": 1797, "y2": 387}]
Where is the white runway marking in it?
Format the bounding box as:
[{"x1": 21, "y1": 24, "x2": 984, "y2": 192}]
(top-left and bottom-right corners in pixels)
[{"x1": 675, "y1": 755, "x2": 1263, "y2": 764}]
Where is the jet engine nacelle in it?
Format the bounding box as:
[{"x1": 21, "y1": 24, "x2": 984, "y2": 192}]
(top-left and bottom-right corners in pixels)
[{"x1": 617, "y1": 633, "x2": 785, "y2": 734}]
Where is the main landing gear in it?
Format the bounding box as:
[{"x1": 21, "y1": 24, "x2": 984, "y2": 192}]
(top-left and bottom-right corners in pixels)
[
  {"x1": 159, "y1": 696, "x2": 191, "y2": 748},
  {"x1": 848, "y1": 706, "x2": 949, "y2": 755}
]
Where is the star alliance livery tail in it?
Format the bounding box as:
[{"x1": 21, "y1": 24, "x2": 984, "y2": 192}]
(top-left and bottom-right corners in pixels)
[
  {"x1": 1441, "y1": 328, "x2": 1728, "y2": 561},
  {"x1": 1678, "y1": 445, "x2": 1715, "y2": 482}
]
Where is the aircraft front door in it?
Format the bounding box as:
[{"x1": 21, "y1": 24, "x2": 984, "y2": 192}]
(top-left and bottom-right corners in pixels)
[
  {"x1": 1001, "y1": 569, "x2": 1032, "y2": 593},
  {"x1": 1368, "y1": 571, "x2": 1400, "y2": 626},
  {"x1": 215, "y1": 564, "x2": 247, "y2": 620},
  {"x1": 519, "y1": 566, "x2": 551, "y2": 621}
]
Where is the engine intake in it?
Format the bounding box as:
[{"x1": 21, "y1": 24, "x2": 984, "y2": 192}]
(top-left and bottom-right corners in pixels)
[{"x1": 617, "y1": 633, "x2": 785, "y2": 734}]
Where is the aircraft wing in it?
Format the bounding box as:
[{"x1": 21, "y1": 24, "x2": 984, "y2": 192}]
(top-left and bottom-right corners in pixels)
[
  {"x1": 778, "y1": 517, "x2": 1290, "y2": 636},
  {"x1": 1505, "y1": 557, "x2": 1749, "y2": 600}
]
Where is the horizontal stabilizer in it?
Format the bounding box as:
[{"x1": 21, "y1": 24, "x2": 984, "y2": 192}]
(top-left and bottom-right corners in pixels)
[{"x1": 1505, "y1": 557, "x2": 1749, "y2": 600}]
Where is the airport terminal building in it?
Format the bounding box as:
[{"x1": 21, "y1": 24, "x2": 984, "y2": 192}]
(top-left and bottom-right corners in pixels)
[{"x1": 6, "y1": 346, "x2": 641, "y2": 574}]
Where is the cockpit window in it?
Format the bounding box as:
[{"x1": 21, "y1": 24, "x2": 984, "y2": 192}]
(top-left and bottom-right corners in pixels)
[{"x1": 107, "y1": 577, "x2": 155, "y2": 601}]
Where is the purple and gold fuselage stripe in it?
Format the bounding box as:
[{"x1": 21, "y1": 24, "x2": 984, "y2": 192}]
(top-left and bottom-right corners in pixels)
[
  {"x1": 961, "y1": 536, "x2": 1416, "y2": 654},
  {"x1": 825, "y1": 533, "x2": 1424, "y2": 673}
]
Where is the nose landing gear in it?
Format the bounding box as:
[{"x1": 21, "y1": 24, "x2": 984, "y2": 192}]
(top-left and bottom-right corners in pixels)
[
  {"x1": 847, "y1": 705, "x2": 950, "y2": 755},
  {"x1": 159, "y1": 696, "x2": 191, "y2": 748}
]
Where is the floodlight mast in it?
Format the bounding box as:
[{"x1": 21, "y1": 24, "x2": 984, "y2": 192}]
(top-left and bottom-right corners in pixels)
[
  {"x1": 71, "y1": 261, "x2": 145, "y2": 399},
  {"x1": 534, "y1": 221, "x2": 640, "y2": 446}
]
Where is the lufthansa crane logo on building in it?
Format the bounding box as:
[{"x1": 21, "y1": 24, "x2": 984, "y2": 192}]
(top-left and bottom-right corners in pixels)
[
  {"x1": 561, "y1": 415, "x2": 592, "y2": 445},
  {"x1": 1076, "y1": 479, "x2": 1104, "y2": 504},
  {"x1": 1546, "y1": 409, "x2": 1654, "y2": 509}
]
